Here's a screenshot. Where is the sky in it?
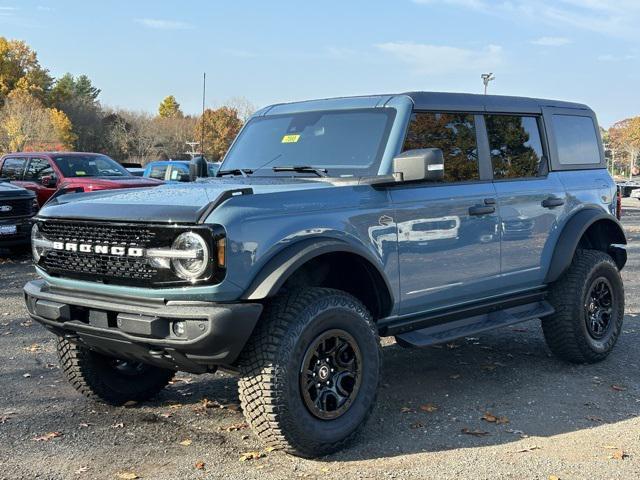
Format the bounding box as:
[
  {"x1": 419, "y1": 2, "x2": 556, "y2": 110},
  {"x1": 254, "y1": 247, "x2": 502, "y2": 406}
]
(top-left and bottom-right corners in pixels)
[{"x1": 1, "y1": 0, "x2": 638, "y2": 127}]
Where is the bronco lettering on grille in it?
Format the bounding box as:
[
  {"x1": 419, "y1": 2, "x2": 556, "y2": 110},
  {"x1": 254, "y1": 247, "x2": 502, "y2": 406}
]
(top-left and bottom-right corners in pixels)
[{"x1": 52, "y1": 242, "x2": 144, "y2": 257}]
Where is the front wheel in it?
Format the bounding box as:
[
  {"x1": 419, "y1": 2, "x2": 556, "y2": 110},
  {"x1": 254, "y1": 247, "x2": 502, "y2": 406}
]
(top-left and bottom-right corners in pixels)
[
  {"x1": 542, "y1": 249, "x2": 624, "y2": 364},
  {"x1": 237, "y1": 288, "x2": 381, "y2": 458}
]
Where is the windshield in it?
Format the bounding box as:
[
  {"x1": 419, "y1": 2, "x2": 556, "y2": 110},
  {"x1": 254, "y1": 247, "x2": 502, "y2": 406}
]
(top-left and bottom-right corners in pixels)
[
  {"x1": 53, "y1": 155, "x2": 130, "y2": 178},
  {"x1": 221, "y1": 108, "x2": 396, "y2": 177}
]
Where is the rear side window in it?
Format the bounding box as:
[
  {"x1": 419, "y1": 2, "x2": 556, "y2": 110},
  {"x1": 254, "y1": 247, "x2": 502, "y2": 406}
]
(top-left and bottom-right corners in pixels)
[
  {"x1": 0, "y1": 158, "x2": 27, "y2": 180},
  {"x1": 485, "y1": 115, "x2": 545, "y2": 179},
  {"x1": 403, "y1": 112, "x2": 479, "y2": 182},
  {"x1": 148, "y1": 165, "x2": 168, "y2": 180},
  {"x1": 24, "y1": 158, "x2": 54, "y2": 181},
  {"x1": 553, "y1": 115, "x2": 601, "y2": 165}
]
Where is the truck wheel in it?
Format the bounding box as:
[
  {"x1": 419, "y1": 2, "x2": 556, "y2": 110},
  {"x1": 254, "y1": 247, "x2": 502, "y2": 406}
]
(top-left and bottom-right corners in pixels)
[
  {"x1": 237, "y1": 287, "x2": 381, "y2": 458},
  {"x1": 542, "y1": 249, "x2": 624, "y2": 364},
  {"x1": 57, "y1": 338, "x2": 174, "y2": 405}
]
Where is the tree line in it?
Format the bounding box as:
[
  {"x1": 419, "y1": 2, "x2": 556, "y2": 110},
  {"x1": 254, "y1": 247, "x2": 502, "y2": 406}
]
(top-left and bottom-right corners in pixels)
[
  {"x1": 605, "y1": 118, "x2": 640, "y2": 179},
  {"x1": 0, "y1": 37, "x2": 251, "y2": 165}
]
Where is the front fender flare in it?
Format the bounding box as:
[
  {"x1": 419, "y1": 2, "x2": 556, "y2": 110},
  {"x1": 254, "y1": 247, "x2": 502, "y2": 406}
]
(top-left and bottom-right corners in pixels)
[
  {"x1": 241, "y1": 238, "x2": 393, "y2": 301},
  {"x1": 545, "y1": 208, "x2": 627, "y2": 283}
]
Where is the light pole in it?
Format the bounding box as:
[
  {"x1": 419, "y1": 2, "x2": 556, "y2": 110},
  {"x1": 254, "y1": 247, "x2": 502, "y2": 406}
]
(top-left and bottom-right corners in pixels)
[{"x1": 481, "y1": 73, "x2": 495, "y2": 95}]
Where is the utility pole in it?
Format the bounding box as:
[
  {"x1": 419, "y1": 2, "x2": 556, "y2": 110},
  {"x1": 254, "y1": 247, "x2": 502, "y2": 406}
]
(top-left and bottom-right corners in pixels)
[{"x1": 481, "y1": 73, "x2": 495, "y2": 95}]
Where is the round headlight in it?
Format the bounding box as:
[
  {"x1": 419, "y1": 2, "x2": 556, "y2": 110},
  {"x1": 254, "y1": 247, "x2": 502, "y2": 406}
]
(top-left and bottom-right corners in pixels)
[
  {"x1": 171, "y1": 232, "x2": 209, "y2": 281},
  {"x1": 31, "y1": 224, "x2": 44, "y2": 262}
]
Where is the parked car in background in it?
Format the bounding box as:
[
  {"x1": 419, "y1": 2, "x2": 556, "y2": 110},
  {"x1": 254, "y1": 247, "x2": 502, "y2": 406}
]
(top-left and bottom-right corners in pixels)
[
  {"x1": 617, "y1": 180, "x2": 640, "y2": 198},
  {"x1": 143, "y1": 159, "x2": 221, "y2": 182},
  {"x1": 0, "y1": 178, "x2": 37, "y2": 250},
  {"x1": 126, "y1": 167, "x2": 145, "y2": 177},
  {"x1": 0, "y1": 153, "x2": 163, "y2": 206}
]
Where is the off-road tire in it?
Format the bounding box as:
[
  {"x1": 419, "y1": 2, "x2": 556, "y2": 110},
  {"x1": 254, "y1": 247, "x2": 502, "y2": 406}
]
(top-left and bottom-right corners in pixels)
[
  {"x1": 237, "y1": 287, "x2": 381, "y2": 458},
  {"x1": 542, "y1": 249, "x2": 624, "y2": 364},
  {"x1": 57, "y1": 337, "x2": 174, "y2": 405}
]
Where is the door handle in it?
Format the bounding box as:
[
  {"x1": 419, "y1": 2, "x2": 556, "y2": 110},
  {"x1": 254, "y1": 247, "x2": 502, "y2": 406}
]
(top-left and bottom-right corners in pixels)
[
  {"x1": 542, "y1": 196, "x2": 565, "y2": 208},
  {"x1": 469, "y1": 205, "x2": 496, "y2": 216}
]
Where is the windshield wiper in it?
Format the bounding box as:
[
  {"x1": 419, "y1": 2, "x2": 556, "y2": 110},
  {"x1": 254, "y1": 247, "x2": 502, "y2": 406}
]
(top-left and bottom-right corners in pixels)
[
  {"x1": 217, "y1": 168, "x2": 253, "y2": 178},
  {"x1": 272, "y1": 166, "x2": 328, "y2": 177}
]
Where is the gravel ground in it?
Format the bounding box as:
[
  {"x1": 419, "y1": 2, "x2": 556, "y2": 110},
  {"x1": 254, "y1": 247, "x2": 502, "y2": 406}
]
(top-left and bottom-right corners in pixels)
[{"x1": 1, "y1": 201, "x2": 640, "y2": 480}]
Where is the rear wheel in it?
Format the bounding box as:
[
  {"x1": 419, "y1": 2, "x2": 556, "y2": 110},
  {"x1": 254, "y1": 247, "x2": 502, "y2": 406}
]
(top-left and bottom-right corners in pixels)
[
  {"x1": 57, "y1": 338, "x2": 174, "y2": 405},
  {"x1": 237, "y1": 287, "x2": 381, "y2": 458},
  {"x1": 542, "y1": 249, "x2": 624, "y2": 363}
]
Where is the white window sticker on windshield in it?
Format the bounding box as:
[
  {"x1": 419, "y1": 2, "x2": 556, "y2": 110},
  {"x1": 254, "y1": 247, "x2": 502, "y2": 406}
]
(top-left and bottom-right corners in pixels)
[{"x1": 281, "y1": 134, "x2": 300, "y2": 143}]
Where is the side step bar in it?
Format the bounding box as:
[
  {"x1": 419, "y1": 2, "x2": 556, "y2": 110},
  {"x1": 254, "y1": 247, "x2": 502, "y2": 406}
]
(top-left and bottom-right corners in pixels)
[{"x1": 394, "y1": 300, "x2": 554, "y2": 348}]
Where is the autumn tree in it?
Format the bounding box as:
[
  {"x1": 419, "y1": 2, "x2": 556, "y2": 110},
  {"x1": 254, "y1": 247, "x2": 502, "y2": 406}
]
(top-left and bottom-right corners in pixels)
[
  {"x1": 0, "y1": 37, "x2": 52, "y2": 105},
  {"x1": 609, "y1": 117, "x2": 640, "y2": 179},
  {"x1": 158, "y1": 95, "x2": 183, "y2": 118},
  {"x1": 0, "y1": 91, "x2": 75, "y2": 152},
  {"x1": 50, "y1": 73, "x2": 104, "y2": 151},
  {"x1": 194, "y1": 106, "x2": 243, "y2": 160}
]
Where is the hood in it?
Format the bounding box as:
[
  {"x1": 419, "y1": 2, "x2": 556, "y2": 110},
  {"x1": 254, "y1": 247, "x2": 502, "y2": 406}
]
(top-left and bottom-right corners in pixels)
[
  {"x1": 38, "y1": 177, "x2": 335, "y2": 223},
  {"x1": 0, "y1": 181, "x2": 36, "y2": 198}
]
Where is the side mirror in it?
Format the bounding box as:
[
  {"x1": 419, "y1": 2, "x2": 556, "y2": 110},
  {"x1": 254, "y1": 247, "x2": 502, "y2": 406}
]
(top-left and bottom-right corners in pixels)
[
  {"x1": 40, "y1": 175, "x2": 57, "y2": 188},
  {"x1": 392, "y1": 148, "x2": 444, "y2": 183},
  {"x1": 189, "y1": 157, "x2": 209, "y2": 181}
]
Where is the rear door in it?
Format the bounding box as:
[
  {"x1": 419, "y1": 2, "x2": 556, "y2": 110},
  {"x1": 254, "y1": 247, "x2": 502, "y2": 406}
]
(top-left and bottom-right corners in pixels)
[
  {"x1": 483, "y1": 113, "x2": 567, "y2": 290},
  {"x1": 390, "y1": 111, "x2": 501, "y2": 315}
]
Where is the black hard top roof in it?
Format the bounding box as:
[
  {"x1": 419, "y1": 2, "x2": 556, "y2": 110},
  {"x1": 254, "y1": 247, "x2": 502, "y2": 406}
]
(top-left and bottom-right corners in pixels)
[{"x1": 403, "y1": 91, "x2": 591, "y2": 114}]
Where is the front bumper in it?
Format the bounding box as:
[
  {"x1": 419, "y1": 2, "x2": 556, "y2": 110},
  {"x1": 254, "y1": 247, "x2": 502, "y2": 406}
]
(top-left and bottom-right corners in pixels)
[
  {"x1": 24, "y1": 280, "x2": 262, "y2": 373},
  {"x1": 0, "y1": 217, "x2": 32, "y2": 247}
]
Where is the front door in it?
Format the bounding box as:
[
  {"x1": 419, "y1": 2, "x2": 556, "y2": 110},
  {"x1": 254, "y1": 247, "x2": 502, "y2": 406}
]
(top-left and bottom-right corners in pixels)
[
  {"x1": 22, "y1": 157, "x2": 57, "y2": 206},
  {"x1": 391, "y1": 112, "x2": 501, "y2": 316}
]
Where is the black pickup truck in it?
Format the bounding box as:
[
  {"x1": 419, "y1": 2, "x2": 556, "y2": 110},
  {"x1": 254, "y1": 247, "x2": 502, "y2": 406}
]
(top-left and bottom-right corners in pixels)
[{"x1": 0, "y1": 178, "x2": 37, "y2": 250}]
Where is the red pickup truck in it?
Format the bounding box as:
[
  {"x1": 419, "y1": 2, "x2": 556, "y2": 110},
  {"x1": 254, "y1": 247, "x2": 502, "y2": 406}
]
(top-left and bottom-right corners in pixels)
[{"x1": 0, "y1": 152, "x2": 163, "y2": 206}]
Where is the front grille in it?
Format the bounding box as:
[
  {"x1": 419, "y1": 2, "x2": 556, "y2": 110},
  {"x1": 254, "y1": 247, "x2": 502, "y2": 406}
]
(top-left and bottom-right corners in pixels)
[
  {"x1": 40, "y1": 222, "x2": 156, "y2": 247},
  {"x1": 0, "y1": 197, "x2": 33, "y2": 218},
  {"x1": 42, "y1": 251, "x2": 157, "y2": 280}
]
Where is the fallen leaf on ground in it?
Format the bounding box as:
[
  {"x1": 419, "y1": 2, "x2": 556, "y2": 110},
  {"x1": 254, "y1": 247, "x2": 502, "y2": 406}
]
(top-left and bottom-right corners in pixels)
[
  {"x1": 168, "y1": 403, "x2": 184, "y2": 410},
  {"x1": 461, "y1": 428, "x2": 489, "y2": 437},
  {"x1": 481, "y1": 412, "x2": 509, "y2": 424},
  {"x1": 512, "y1": 445, "x2": 541, "y2": 453},
  {"x1": 75, "y1": 466, "x2": 89, "y2": 474},
  {"x1": 159, "y1": 412, "x2": 173, "y2": 419},
  {"x1": 611, "y1": 385, "x2": 627, "y2": 392},
  {"x1": 400, "y1": 406, "x2": 415, "y2": 414},
  {"x1": 116, "y1": 473, "x2": 139, "y2": 480},
  {"x1": 78, "y1": 423, "x2": 91, "y2": 428},
  {"x1": 24, "y1": 343, "x2": 42, "y2": 353},
  {"x1": 549, "y1": 476, "x2": 560, "y2": 480},
  {"x1": 419, "y1": 403, "x2": 438, "y2": 413},
  {"x1": 111, "y1": 422, "x2": 124, "y2": 428},
  {"x1": 222, "y1": 403, "x2": 241, "y2": 412},
  {"x1": 194, "y1": 461, "x2": 205, "y2": 470},
  {"x1": 239, "y1": 451, "x2": 263, "y2": 462},
  {"x1": 179, "y1": 439, "x2": 192, "y2": 446},
  {"x1": 610, "y1": 449, "x2": 629, "y2": 460},
  {"x1": 220, "y1": 422, "x2": 248, "y2": 432},
  {"x1": 410, "y1": 421, "x2": 424, "y2": 429},
  {"x1": 264, "y1": 446, "x2": 277, "y2": 452},
  {"x1": 33, "y1": 431, "x2": 63, "y2": 441}
]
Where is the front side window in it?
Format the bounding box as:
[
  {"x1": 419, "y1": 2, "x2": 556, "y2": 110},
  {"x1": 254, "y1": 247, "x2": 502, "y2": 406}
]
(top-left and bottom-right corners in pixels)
[
  {"x1": 24, "y1": 158, "x2": 54, "y2": 181},
  {"x1": 485, "y1": 115, "x2": 545, "y2": 179},
  {"x1": 403, "y1": 112, "x2": 479, "y2": 182},
  {"x1": 553, "y1": 115, "x2": 601, "y2": 165},
  {"x1": 1, "y1": 158, "x2": 27, "y2": 180},
  {"x1": 52, "y1": 155, "x2": 130, "y2": 177},
  {"x1": 222, "y1": 108, "x2": 396, "y2": 177}
]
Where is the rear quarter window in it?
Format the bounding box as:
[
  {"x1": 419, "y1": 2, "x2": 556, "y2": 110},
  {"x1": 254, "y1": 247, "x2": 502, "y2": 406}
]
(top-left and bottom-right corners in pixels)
[{"x1": 552, "y1": 115, "x2": 601, "y2": 165}]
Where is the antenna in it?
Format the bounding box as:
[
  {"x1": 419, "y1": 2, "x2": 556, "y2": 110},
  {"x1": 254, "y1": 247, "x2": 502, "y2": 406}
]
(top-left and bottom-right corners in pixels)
[
  {"x1": 481, "y1": 73, "x2": 495, "y2": 95},
  {"x1": 200, "y1": 72, "x2": 206, "y2": 158}
]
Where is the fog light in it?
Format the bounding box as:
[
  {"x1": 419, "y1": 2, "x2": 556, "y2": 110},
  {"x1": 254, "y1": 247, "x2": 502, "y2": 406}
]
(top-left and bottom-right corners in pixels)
[{"x1": 173, "y1": 321, "x2": 186, "y2": 337}]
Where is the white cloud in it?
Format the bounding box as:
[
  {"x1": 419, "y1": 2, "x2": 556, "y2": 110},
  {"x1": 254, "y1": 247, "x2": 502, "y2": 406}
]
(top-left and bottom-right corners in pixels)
[
  {"x1": 597, "y1": 53, "x2": 636, "y2": 62},
  {"x1": 376, "y1": 41, "x2": 503, "y2": 75},
  {"x1": 412, "y1": 0, "x2": 640, "y2": 38},
  {"x1": 135, "y1": 18, "x2": 193, "y2": 30},
  {"x1": 531, "y1": 36, "x2": 572, "y2": 46}
]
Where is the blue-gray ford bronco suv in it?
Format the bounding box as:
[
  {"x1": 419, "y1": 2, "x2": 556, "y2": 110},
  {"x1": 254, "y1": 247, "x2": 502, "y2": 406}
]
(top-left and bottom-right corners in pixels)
[{"x1": 24, "y1": 92, "x2": 627, "y2": 457}]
